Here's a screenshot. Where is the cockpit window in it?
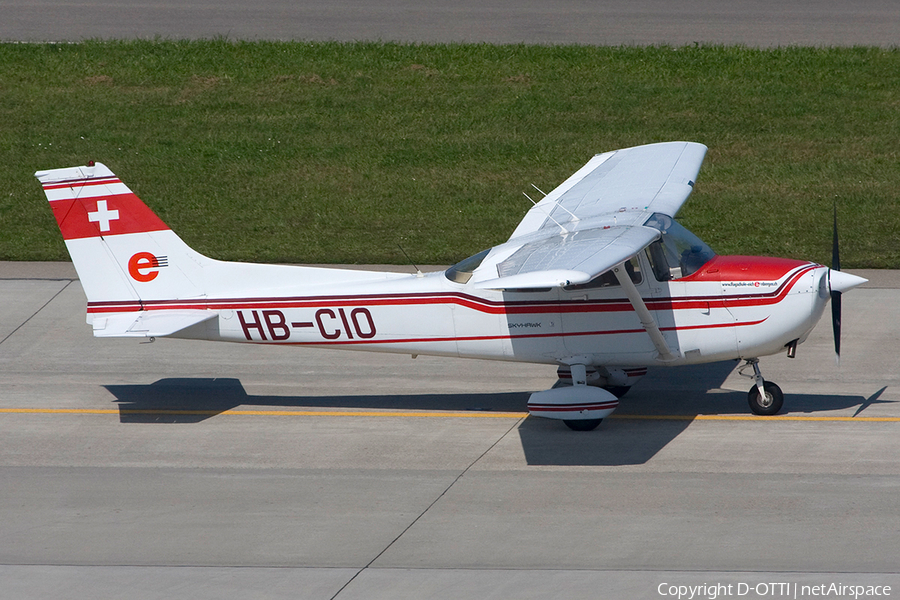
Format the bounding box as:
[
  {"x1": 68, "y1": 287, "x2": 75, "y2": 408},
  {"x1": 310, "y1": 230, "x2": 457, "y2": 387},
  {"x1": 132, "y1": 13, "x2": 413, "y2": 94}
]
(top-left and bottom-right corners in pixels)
[
  {"x1": 643, "y1": 213, "x2": 715, "y2": 280},
  {"x1": 445, "y1": 248, "x2": 491, "y2": 284}
]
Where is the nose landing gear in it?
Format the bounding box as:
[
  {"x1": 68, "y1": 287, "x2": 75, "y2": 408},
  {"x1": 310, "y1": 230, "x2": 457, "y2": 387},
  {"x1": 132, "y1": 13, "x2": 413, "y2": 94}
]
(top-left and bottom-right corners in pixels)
[{"x1": 739, "y1": 359, "x2": 784, "y2": 416}]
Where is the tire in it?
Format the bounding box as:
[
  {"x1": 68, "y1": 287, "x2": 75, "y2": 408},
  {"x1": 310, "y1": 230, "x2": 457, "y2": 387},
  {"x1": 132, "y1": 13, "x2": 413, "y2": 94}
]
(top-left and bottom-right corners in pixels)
[
  {"x1": 747, "y1": 381, "x2": 784, "y2": 416},
  {"x1": 604, "y1": 386, "x2": 631, "y2": 399},
  {"x1": 563, "y1": 418, "x2": 603, "y2": 431}
]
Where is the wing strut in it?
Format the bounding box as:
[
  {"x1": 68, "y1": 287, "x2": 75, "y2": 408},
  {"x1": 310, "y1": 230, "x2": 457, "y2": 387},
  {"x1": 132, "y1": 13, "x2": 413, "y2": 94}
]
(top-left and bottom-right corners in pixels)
[{"x1": 612, "y1": 263, "x2": 679, "y2": 362}]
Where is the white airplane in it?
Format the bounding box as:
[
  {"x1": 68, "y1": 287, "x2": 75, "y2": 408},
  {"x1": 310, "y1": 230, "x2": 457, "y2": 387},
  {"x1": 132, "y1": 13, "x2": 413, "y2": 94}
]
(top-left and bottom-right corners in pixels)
[{"x1": 36, "y1": 141, "x2": 867, "y2": 430}]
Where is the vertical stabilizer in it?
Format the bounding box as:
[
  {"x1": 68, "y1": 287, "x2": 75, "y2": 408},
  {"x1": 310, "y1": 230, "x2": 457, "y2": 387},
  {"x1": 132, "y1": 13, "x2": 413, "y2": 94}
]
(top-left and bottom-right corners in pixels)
[{"x1": 36, "y1": 162, "x2": 209, "y2": 313}]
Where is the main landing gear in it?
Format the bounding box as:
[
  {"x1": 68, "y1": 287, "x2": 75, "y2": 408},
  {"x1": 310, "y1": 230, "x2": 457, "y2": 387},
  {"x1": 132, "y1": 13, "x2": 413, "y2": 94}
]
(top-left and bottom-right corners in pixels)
[
  {"x1": 549, "y1": 365, "x2": 641, "y2": 431},
  {"x1": 527, "y1": 364, "x2": 622, "y2": 432},
  {"x1": 740, "y1": 359, "x2": 784, "y2": 416}
]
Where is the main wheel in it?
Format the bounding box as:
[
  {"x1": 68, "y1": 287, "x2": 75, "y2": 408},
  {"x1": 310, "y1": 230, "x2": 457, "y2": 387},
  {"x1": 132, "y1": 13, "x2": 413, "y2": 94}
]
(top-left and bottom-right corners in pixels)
[
  {"x1": 747, "y1": 381, "x2": 784, "y2": 416},
  {"x1": 563, "y1": 418, "x2": 603, "y2": 431}
]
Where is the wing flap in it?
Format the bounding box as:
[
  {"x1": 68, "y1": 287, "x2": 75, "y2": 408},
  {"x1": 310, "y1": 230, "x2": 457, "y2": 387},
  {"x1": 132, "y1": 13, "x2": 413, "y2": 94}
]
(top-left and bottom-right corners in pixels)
[
  {"x1": 92, "y1": 310, "x2": 216, "y2": 338},
  {"x1": 474, "y1": 269, "x2": 591, "y2": 290},
  {"x1": 475, "y1": 225, "x2": 659, "y2": 290}
]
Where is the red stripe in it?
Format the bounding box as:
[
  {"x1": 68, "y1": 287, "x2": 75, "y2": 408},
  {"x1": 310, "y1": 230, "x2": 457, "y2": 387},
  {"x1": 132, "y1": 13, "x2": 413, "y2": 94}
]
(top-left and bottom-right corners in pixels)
[
  {"x1": 528, "y1": 402, "x2": 619, "y2": 412},
  {"x1": 42, "y1": 177, "x2": 121, "y2": 190},
  {"x1": 85, "y1": 266, "x2": 819, "y2": 314},
  {"x1": 278, "y1": 318, "x2": 766, "y2": 348},
  {"x1": 558, "y1": 367, "x2": 649, "y2": 379}
]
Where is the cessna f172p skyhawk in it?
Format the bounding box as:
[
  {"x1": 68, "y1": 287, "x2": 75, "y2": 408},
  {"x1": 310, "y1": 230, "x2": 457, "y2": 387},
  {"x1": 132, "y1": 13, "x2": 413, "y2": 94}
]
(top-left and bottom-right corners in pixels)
[{"x1": 37, "y1": 141, "x2": 867, "y2": 430}]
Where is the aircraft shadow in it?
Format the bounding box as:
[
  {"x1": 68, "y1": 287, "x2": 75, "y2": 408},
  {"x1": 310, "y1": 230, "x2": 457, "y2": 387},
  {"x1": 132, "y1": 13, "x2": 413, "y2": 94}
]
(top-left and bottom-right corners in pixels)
[
  {"x1": 105, "y1": 378, "x2": 530, "y2": 424},
  {"x1": 517, "y1": 386, "x2": 889, "y2": 466},
  {"x1": 104, "y1": 367, "x2": 890, "y2": 466}
]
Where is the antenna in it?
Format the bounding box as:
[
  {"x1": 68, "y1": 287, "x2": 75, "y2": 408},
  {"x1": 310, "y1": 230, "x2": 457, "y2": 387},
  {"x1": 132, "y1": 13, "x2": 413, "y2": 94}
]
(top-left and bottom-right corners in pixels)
[
  {"x1": 527, "y1": 185, "x2": 580, "y2": 223},
  {"x1": 531, "y1": 183, "x2": 547, "y2": 197},
  {"x1": 398, "y1": 244, "x2": 423, "y2": 277},
  {"x1": 524, "y1": 192, "x2": 568, "y2": 234}
]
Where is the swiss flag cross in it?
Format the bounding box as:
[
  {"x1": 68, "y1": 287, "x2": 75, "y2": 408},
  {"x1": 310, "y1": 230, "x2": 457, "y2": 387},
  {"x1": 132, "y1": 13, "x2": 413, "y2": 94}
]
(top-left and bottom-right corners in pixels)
[
  {"x1": 50, "y1": 192, "x2": 168, "y2": 240},
  {"x1": 87, "y1": 200, "x2": 120, "y2": 232}
]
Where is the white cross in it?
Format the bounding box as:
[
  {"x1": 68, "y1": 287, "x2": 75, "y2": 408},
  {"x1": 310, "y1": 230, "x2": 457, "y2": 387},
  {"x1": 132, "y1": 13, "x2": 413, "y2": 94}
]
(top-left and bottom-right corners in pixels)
[{"x1": 87, "y1": 200, "x2": 120, "y2": 232}]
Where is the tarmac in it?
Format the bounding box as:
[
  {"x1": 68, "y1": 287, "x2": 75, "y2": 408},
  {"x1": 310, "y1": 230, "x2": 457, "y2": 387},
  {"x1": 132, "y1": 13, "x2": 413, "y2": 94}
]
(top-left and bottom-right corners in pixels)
[
  {"x1": 4, "y1": 0, "x2": 899, "y2": 47},
  {"x1": 2, "y1": 262, "x2": 899, "y2": 599},
  {"x1": 6, "y1": 1, "x2": 900, "y2": 596}
]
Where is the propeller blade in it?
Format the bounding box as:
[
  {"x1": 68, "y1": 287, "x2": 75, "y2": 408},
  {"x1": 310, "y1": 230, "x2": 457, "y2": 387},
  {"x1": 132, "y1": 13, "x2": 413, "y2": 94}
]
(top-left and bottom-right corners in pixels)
[
  {"x1": 828, "y1": 204, "x2": 867, "y2": 363},
  {"x1": 832, "y1": 203, "x2": 840, "y2": 272},
  {"x1": 831, "y1": 288, "x2": 842, "y2": 360},
  {"x1": 831, "y1": 203, "x2": 841, "y2": 362}
]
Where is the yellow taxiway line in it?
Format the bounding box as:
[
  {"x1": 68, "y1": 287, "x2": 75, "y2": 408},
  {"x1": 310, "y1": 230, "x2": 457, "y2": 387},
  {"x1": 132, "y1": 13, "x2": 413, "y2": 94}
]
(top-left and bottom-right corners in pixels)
[
  {"x1": 1, "y1": 408, "x2": 899, "y2": 421},
  {"x1": 0, "y1": 408, "x2": 526, "y2": 418},
  {"x1": 613, "y1": 414, "x2": 900, "y2": 422}
]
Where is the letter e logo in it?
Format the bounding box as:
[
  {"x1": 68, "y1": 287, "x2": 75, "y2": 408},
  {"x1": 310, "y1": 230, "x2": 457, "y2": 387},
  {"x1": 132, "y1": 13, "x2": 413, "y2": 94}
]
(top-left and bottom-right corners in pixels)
[{"x1": 128, "y1": 252, "x2": 160, "y2": 282}]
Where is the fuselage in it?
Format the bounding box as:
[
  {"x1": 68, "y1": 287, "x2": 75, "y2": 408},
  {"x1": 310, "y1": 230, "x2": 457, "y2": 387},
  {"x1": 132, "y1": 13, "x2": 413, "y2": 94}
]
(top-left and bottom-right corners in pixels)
[
  {"x1": 86, "y1": 251, "x2": 829, "y2": 369},
  {"x1": 37, "y1": 157, "x2": 836, "y2": 373}
]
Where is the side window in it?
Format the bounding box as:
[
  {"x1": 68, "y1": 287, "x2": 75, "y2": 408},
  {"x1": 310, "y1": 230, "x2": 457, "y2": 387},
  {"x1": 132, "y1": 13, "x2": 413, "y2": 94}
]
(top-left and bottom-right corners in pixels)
[
  {"x1": 565, "y1": 256, "x2": 642, "y2": 291},
  {"x1": 644, "y1": 214, "x2": 716, "y2": 281},
  {"x1": 646, "y1": 240, "x2": 679, "y2": 281}
]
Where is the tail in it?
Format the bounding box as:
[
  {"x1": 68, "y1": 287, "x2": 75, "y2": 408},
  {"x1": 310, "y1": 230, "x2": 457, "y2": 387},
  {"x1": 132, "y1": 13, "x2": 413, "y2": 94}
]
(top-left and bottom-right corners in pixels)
[
  {"x1": 36, "y1": 162, "x2": 215, "y2": 337},
  {"x1": 36, "y1": 162, "x2": 404, "y2": 339}
]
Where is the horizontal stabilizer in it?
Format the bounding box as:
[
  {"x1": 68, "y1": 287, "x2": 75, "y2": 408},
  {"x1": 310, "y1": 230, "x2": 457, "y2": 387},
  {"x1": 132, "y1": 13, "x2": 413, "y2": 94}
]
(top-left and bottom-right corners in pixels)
[{"x1": 92, "y1": 310, "x2": 216, "y2": 338}]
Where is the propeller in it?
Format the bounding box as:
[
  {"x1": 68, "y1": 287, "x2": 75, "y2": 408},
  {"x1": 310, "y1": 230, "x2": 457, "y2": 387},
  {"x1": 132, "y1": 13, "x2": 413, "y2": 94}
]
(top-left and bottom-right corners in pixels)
[{"x1": 828, "y1": 204, "x2": 868, "y2": 364}]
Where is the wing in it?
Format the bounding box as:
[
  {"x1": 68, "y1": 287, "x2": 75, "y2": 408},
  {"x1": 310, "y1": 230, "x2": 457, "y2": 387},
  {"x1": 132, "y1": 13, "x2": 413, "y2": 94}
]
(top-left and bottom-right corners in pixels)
[
  {"x1": 510, "y1": 141, "x2": 707, "y2": 239},
  {"x1": 472, "y1": 142, "x2": 707, "y2": 290}
]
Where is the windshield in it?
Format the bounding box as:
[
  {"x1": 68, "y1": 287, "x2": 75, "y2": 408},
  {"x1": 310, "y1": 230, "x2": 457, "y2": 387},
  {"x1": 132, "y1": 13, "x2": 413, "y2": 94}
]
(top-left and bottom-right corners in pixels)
[{"x1": 643, "y1": 213, "x2": 715, "y2": 280}]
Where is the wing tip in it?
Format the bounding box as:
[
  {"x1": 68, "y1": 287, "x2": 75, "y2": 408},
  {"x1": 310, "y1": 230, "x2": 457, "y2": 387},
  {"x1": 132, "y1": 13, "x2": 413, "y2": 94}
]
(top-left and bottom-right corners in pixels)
[{"x1": 35, "y1": 162, "x2": 115, "y2": 184}]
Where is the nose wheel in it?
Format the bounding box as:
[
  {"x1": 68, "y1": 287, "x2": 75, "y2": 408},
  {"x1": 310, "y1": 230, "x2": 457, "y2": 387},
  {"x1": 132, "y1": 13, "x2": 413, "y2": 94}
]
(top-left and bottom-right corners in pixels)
[
  {"x1": 747, "y1": 381, "x2": 784, "y2": 415},
  {"x1": 740, "y1": 359, "x2": 784, "y2": 416}
]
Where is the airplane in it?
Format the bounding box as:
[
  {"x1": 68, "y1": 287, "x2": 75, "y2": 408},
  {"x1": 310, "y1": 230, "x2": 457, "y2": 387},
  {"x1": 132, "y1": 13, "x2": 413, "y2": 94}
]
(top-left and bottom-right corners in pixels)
[{"x1": 36, "y1": 141, "x2": 867, "y2": 431}]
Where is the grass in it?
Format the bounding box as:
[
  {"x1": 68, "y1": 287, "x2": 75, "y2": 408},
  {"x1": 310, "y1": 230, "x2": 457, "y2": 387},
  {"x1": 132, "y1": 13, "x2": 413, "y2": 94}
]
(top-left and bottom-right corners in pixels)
[{"x1": 1, "y1": 41, "x2": 898, "y2": 267}]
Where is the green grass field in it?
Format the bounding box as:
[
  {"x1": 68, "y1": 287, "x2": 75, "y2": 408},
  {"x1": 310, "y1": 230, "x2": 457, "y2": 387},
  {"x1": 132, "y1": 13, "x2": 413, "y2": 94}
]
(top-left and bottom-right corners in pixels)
[{"x1": 2, "y1": 41, "x2": 898, "y2": 267}]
